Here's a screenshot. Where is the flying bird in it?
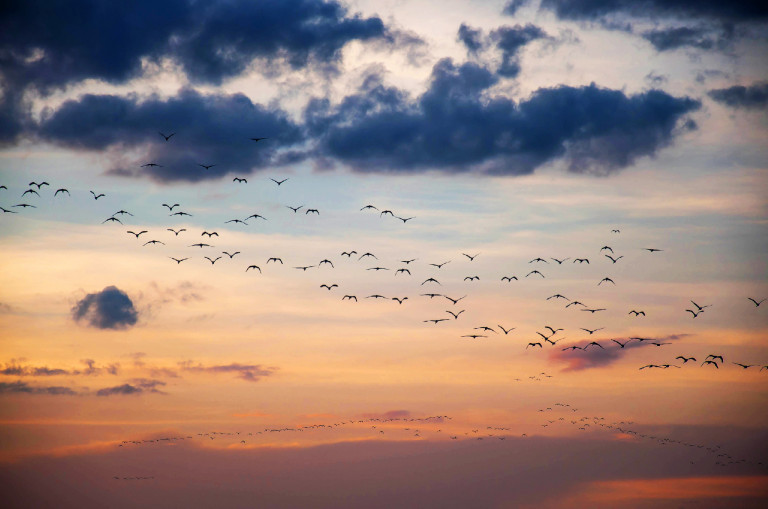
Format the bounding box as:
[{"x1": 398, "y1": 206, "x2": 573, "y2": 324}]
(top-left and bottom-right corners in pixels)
[
  {"x1": 392, "y1": 297, "x2": 408, "y2": 304},
  {"x1": 395, "y1": 268, "x2": 411, "y2": 275},
  {"x1": 270, "y1": 178, "x2": 288, "y2": 186},
  {"x1": 580, "y1": 327, "x2": 604, "y2": 334},
  {"x1": 573, "y1": 258, "x2": 589, "y2": 264},
  {"x1": 501, "y1": 276, "x2": 518, "y2": 281},
  {"x1": 0, "y1": 207, "x2": 18, "y2": 213},
  {"x1": 611, "y1": 339, "x2": 630, "y2": 348},
  {"x1": 167, "y1": 228, "x2": 186, "y2": 235},
  {"x1": 29, "y1": 181, "x2": 49, "y2": 189},
  {"x1": 54, "y1": 188, "x2": 70, "y2": 196},
  {"x1": 643, "y1": 248, "x2": 663, "y2": 253},
  {"x1": 424, "y1": 319, "x2": 449, "y2": 324},
  {"x1": 446, "y1": 310, "x2": 464, "y2": 319},
  {"x1": 422, "y1": 278, "x2": 441, "y2": 285},
  {"x1": 529, "y1": 258, "x2": 548, "y2": 263},
  {"x1": 527, "y1": 342, "x2": 542, "y2": 349},
  {"x1": 169, "y1": 257, "x2": 188, "y2": 264},
  {"x1": 90, "y1": 191, "x2": 105, "y2": 200},
  {"x1": 463, "y1": 253, "x2": 479, "y2": 261},
  {"x1": 430, "y1": 261, "x2": 450, "y2": 268},
  {"x1": 497, "y1": 325, "x2": 514, "y2": 335},
  {"x1": 141, "y1": 163, "x2": 162, "y2": 167},
  {"x1": 342, "y1": 295, "x2": 357, "y2": 301},
  {"x1": 462, "y1": 335, "x2": 487, "y2": 339},
  {"x1": 198, "y1": 164, "x2": 215, "y2": 170},
  {"x1": 605, "y1": 255, "x2": 623, "y2": 263},
  {"x1": 287, "y1": 205, "x2": 303, "y2": 213},
  {"x1": 611, "y1": 229, "x2": 620, "y2": 233},
  {"x1": 201, "y1": 231, "x2": 218, "y2": 237},
  {"x1": 444, "y1": 295, "x2": 465, "y2": 305},
  {"x1": 598, "y1": 278, "x2": 615, "y2": 285},
  {"x1": 690, "y1": 301, "x2": 711, "y2": 311},
  {"x1": 171, "y1": 211, "x2": 192, "y2": 216},
  {"x1": 701, "y1": 360, "x2": 719, "y2": 368},
  {"x1": 204, "y1": 256, "x2": 222, "y2": 265},
  {"x1": 464, "y1": 276, "x2": 479, "y2": 281},
  {"x1": 526, "y1": 270, "x2": 544, "y2": 278},
  {"x1": 189, "y1": 243, "x2": 212, "y2": 248},
  {"x1": 551, "y1": 257, "x2": 569, "y2": 264},
  {"x1": 547, "y1": 294, "x2": 569, "y2": 301},
  {"x1": 705, "y1": 354, "x2": 724, "y2": 363},
  {"x1": 222, "y1": 251, "x2": 240, "y2": 258},
  {"x1": 401, "y1": 259, "x2": 417, "y2": 264},
  {"x1": 628, "y1": 310, "x2": 646, "y2": 316},
  {"x1": 21, "y1": 189, "x2": 39, "y2": 197},
  {"x1": 246, "y1": 265, "x2": 261, "y2": 272},
  {"x1": 250, "y1": 137, "x2": 268, "y2": 142},
  {"x1": 581, "y1": 308, "x2": 606, "y2": 313},
  {"x1": 566, "y1": 301, "x2": 586, "y2": 308},
  {"x1": 748, "y1": 297, "x2": 766, "y2": 307},
  {"x1": 245, "y1": 214, "x2": 267, "y2": 221},
  {"x1": 103, "y1": 217, "x2": 122, "y2": 224},
  {"x1": 733, "y1": 363, "x2": 754, "y2": 369},
  {"x1": 584, "y1": 341, "x2": 604, "y2": 349},
  {"x1": 162, "y1": 203, "x2": 180, "y2": 211},
  {"x1": 395, "y1": 216, "x2": 414, "y2": 223},
  {"x1": 294, "y1": 265, "x2": 315, "y2": 271},
  {"x1": 158, "y1": 131, "x2": 175, "y2": 141},
  {"x1": 143, "y1": 240, "x2": 164, "y2": 245},
  {"x1": 676, "y1": 356, "x2": 696, "y2": 363},
  {"x1": 233, "y1": 178, "x2": 247, "y2": 184},
  {"x1": 318, "y1": 259, "x2": 334, "y2": 268},
  {"x1": 360, "y1": 205, "x2": 378, "y2": 211},
  {"x1": 320, "y1": 284, "x2": 338, "y2": 290},
  {"x1": 127, "y1": 230, "x2": 148, "y2": 238},
  {"x1": 305, "y1": 208, "x2": 320, "y2": 215}
]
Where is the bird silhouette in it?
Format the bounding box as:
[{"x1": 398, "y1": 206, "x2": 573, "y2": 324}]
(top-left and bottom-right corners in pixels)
[
  {"x1": 320, "y1": 284, "x2": 338, "y2": 290},
  {"x1": 392, "y1": 297, "x2": 408, "y2": 304},
  {"x1": 462, "y1": 334, "x2": 487, "y2": 339},
  {"x1": 204, "y1": 256, "x2": 222, "y2": 264},
  {"x1": 127, "y1": 231, "x2": 148, "y2": 238},
  {"x1": 563, "y1": 346, "x2": 584, "y2": 351},
  {"x1": 705, "y1": 355, "x2": 724, "y2": 363},
  {"x1": 267, "y1": 257, "x2": 283, "y2": 264},
  {"x1": 612, "y1": 339, "x2": 630, "y2": 348},
  {"x1": 21, "y1": 189, "x2": 39, "y2": 197},
  {"x1": 501, "y1": 276, "x2": 518, "y2": 281},
  {"x1": 169, "y1": 257, "x2": 188, "y2": 264},
  {"x1": 598, "y1": 277, "x2": 615, "y2": 285},
  {"x1": 0, "y1": 207, "x2": 18, "y2": 213},
  {"x1": 463, "y1": 253, "x2": 479, "y2": 261},
  {"x1": 360, "y1": 205, "x2": 378, "y2": 211},
  {"x1": 446, "y1": 310, "x2": 464, "y2": 319},
  {"x1": 551, "y1": 257, "x2": 569, "y2": 264},
  {"x1": 342, "y1": 295, "x2": 357, "y2": 301},
  {"x1": 430, "y1": 261, "x2": 450, "y2": 268},
  {"x1": 628, "y1": 310, "x2": 645, "y2": 316},
  {"x1": 287, "y1": 205, "x2": 303, "y2": 213},
  {"x1": 526, "y1": 270, "x2": 544, "y2": 278},
  {"x1": 250, "y1": 137, "x2": 268, "y2": 142},
  {"x1": 529, "y1": 258, "x2": 548, "y2": 263},
  {"x1": 233, "y1": 178, "x2": 247, "y2": 184},
  {"x1": 246, "y1": 265, "x2": 262, "y2": 272},
  {"x1": 395, "y1": 216, "x2": 414, "y2": 223},
  {"x1": 223, "y1": 251, "x2": 240, "y2": 258},
  {"x1": 401, "y1": 259, "x2": 417, "y2": 264},
  {"x1": 141, "y1": 163, "x2": 162, "y2": 167},
  {"x1": 464, "y1": 276, "x2": 479, "y2": 281},
  {"x1": 422, "y1": 278, "x2": 441, "y2": 285},
  {"x1": 167, "y1": 228, "x2": 186, "y2": 235},
  {"x1": 54, "y1": 188, "x2": 70, "y2": 196},
  {"x1": 29, "y1": 181, "x2": 49, "y2": 189},
  {"x1": 690, "y1": 301, "x2": 711, "y2": 311},
  {"x1": 189, "y1": 243, "x2": 212, "y2": 248},
  {"x1": 90, "y1": 191, "x2": 105, "y2": 200},
  {"x1": 271, "y1": 178, "x2": 289, "y2": 186},
  {"x1": 643, "y1": 248, "x2": 663, "y2": 253},
  {"x1": 605, "y1": 255, "x2": 623, "y2": 263},
  {"x1": 201, "y1": 231, "x2": 219, "y2": 237},
  {"x1": 611, "y1": 229, "x2": 620, "y2": 233},
  {"x1": 424, "y1": 319, "x2": 449, "y2": 324},
  {"x1": 305, "y1": 209, "x2": 319, "y2": 215},
  {"x1": 573, "y1": 258, "x2": 589, "y2": 264},
  {"x1": 171, "y1": 211, "x2": 192, "y2": 216},
  {"x1": 395, "y1": 268, "x2": 411, "y2": 275},
  {"x1": 701, "y1": 360, "x2": 719, "y2": 368},
  {"x1": 580, "y1": 327, "x2": 604, "y2": 334},
  {"x1": 733, "y1": 363, "x2": 754, "y2": 369},
  {"x1": 318, "y1": 259, "x2": 334, "y2": 268},
  {"x1": 547, "y1": 294, "x2": 569, "y2": 301},
  {"x1": 162, "y1": 203, "x2": 180, "y2": 211},
  {"x1": 294, "y1": 265, "x2": 315, "y2": 271},
  {"x1": 103, "y1": 217, "x2": 122, "y2": 224},
  {"x1": 198, "y1": 164, "x2": 215, "y2": 170},
  {"x1": 443, "y1": 295, "x2": 465, "y2": 305},
  {"x1": 497, "y1": 325, "x2": 514, "y2": 334},
  {"x1": 527, "y1": 342, "x2": 543, "y2": 348},
  {"x1": 566, "y1": 301, "x2": 586, "y2": 308},
  {"x1": 158, "y1": 131, "x2": 175, "y2": 141},
  {"x1": 143, "y1": 240, "x2": 164, "y2": 245},
  {"x1": 584, "y1": 341, "x2": 604, "y2": 349},
  {"x1": 747, "y1": 297, "x2": 766, "y2": 307},
  {"x1": 581, "y1": 308, "x2": 606, "y2": 313},
  {"x1": 676, "y1": 356, "x2": 696, "y2": 363},
  {"x1": 685, "y1": 309, "x2": 701, "y2": 318}
]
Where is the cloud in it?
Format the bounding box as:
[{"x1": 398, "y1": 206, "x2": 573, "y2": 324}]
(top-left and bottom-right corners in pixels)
[
  {"x1": 708, "y1": 82, "x2": 768, "y2": 109},
  {"x1": 178, "y1": 361, "x2": 276, "y2": 382},
  {"x1": 79, "y1": 359, "x2": 120, "y2": 376},
  {"x1": 641, "y1": 26, "x2": 725, "y2": 52},
  {"x1": 361, "y1": 410, "x2": 412, "y2": 420},
  {"x1": 71, "y1": 286, "x2": 138, "y2": 330},
  {"x1": 308, "y1": 58, "x2": 700, "y2": 175},
  {"x1": 457, "y1": 24, "x2": 485, "y2": 55},
  {"x1": 548, "y1": 334, "x2": 688, "y2": 371},
  {"x1": 38, "y1": 88, "x2": 304, "y2": 182},
  {"x1": 0, "y1": 380, "x2": 77, "y2": 396},
  {"x1": 95, "y1": 378, "x2": 165, "y2": 396},
  {"x1": 503, "y1": 0, "x2": 533, "y2": 16},
  {"x1": 491, "y1": 24, "x2": 549, "y2": 77},
  {"x1": 0, "y1": 359, "x2": 119, "y2": 377},
  {"x1": 538, "y1": 1, "x2": 768, "y2": 23}
]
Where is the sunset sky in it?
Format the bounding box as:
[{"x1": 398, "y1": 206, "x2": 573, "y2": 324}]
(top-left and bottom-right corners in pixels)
[{"x1": 1, "y1": 1, "x2": 767, "y2": 507}]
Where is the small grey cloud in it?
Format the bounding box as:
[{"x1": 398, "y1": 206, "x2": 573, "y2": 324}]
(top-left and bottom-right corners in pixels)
[
  {"x1": 503, "y1": 0, "x2": 532, "y2": 16},
  {"x1": 72, "y1": 286, "x2": 138, "y2": 330},
  {"x1": 178, "y1": 361, "x2": 276, "y2": 382},
  {"x1": 0, "y1": 380, "x2": 77, "y2": 396},
  {"x1": 708, "y1": 82, "x2": 768, "y2": 109},
  {"x1": 95, "y1": 378, "x2": 166, "y2": 396},
  {"x1": 458, "y1": 24, "x2": 485, "y2": 55}
]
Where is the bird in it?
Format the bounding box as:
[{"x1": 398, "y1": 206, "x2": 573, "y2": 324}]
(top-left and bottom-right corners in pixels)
[
  {"x1": 305, "y1": 209, "x2": 319, "y2": 215},
  {"x1": 581, "y1": 308, "x2": 606, "y2": 313},
  {"x1": 421, "y1": 293, "x2": 442, "y2": 299},
  {"x1": 611, "y1": 229, "x2": 620, "y2": 233},
  {"x1": 529, "y1": 258, "x2": 548, "y2": 263},
  {"x1": 294, "y1": 265, "x2": 315, "y2": 271},
  {"x1": 246, "y1": 265, "x2": 261, "y2": 272},
  {"x1": 143, "y1": 240, "x2": 164, "y2": 245},
  {"x1": 204, "y1": 256, "x2": 222, "y2": 265},
  {"x1": 167, "y1": 228, "x2": 186, "y2": 235},
  {"x1": 598, "y1": 277, "x2": 615, "y2": 285},
  {"x1": 318, "y1": 259, "x2": 334, "y2": 268},
  {"x1": 380, "y1": 210, "x2": 394, "y2": 217},
  {"x1": 733, "y1": 363, "x2": 754, "y2": 369},
  {"x1": 222, "y1": 251, "x2": 240, "y2": 259},
  {"x1": 169, "y1": 257, "x2": 188, "y2": 264},
  {"x1": 401, "y1": 259, "x2": 417, "y2": 264},
  {"x1": 422, "y1": 278, "x2": 441, "y2": 285},
  {"x1": 705, "y1": 355, "x2": 724, "y2": 363},
  {"x1": 464, "y1": 276, "x2": 479, "y2": 281},
  {"x1": 127, "y1": 231, "x2": 148, "y2": 238},
  {"x1": 287, "y1": 205, "x2": 303, "y2": 213},
  {"x1": 580, "y1": 327, "x2": 604, "y2": 334},
  {"x1": 701, "y1": 360, "x2": 719, "y2": 368},
  {"x1": 103, "y1": 217, "x2": 122, "y2": 224},
  {"x1": 271, "y1": 178, "x2": 289, "y2": 186},
  {"x1": 748, "y1": 297, "x2": 766, "y2": 307},
  {"x1": 685, "y1": 309, "x2": 701, "y2": 318},
  {"x1": 367, "y1": 267, "x2": 389, "y2": 271},
  {"x1": 584, "y1": 341, "x2": 604, "y2": 349},
  {"x1": 54, "y1": 188, "x2": 70, "y2": 196},
  {"x1": 320, "y1": 284, "x2": 338, "y2": 290},
  {"x1": 158, "y1": 131, "x2": 175, "y2": 141},
  {"x1": 141, "y1": 163, "x2": 162, "y2": 167},
  {"x1": 0, "y1": 207, "x2": 18, "y2": 213},
  {"x1": 639, "y1": 364, "x2": 660, "y2": 370},
  {"x1": 250, "y1": 137, "x2": 268, "y2": 142},
  {"x1": 675, "y1": 356, "x2": 696, "y2": 363},
  {"x1": 600, "y1": 246, "x2": 613, "y2": 253},
  {"x1": 463, "y1": 253, "x2": 479, "y2": 261},
  {"x1": 29, "y1": 181, "x2": 49, "y2": 189},
  {"x1": 551, "y1": 257, "x2": 569, "y2": 264},
  {"x1": 424, "y1": 319, "x2": 449, "y2": 324},
  {"x1": 430, "y1": 261, "x2": 450, "y2": 268},
  {"x1": 225, "y1": 219, "x2": 248, "y2": 225},
  {"x1": 444, "y1": 295, "x2": 465, "y2": 305},
  {"x1": 501, "y1": 276, "x2": 518, "y2": 281},
  {"x1": 628, "y1": 310, "x2": 645, "y2": 316},
  {"x1": 446, "y1": 310, "x2": 464, "y2": 319},
  {"x1": 201, "y1": 231, "x2": 218, "y2": 237},
  {"x1": 547, "y1": 294, "x2": 569, "y2": 301},
  {"x1": 392, "y1": 297, "x2": 408, "y2": 304},
  {"x1": 342, "y1": 295, "x2": 357, "y2": 301},
  {"x1": 360, "y1": 205, "x2": 378, "y2": 211},
  {"x1": 526, "y1": 270, "x2": 544, "y2": 278},
  {"x1": 189, "y1": 243, "x2": 212, "y2": 248},
  {"x1": 475, "y1": 326, "x2": 497, "y2": 333},
  {"x1": 266, "y1": 257, "x2": 282, "y2": 264},
  {"x1": 605, "y1": 255, "x2": 623, "y2": 263},
  {"x1": 112, "y1": 210, "x2": 133, "y2": 217},
  {"x1": 233, "y1": 178, "x2": 248, "y2": 184},
  {"x1": 545, "y1": 326, "x2": 563, "y2": 335},
  {"x1": 162, "y1": 203, "x2": 180, "y2": 211},
  {"x1": 643, "y1": 248, "x2": 663, "y2": 253},
  {"x1": 90, "y1": 191, "x2": 105, "y2": 200},
  {"x1": 22, "y1": 189, "x2": 39, "y2": 197},
  {"x1": 367, "y1": 295, "x2": 386, "y2": 299},
  {"x1": 649, "y1": 342, "x2": 671, "y2": 347},
  {"x1": 395, "y1": 268, "x2": 411, "y2": 275},
  {"x1": 611, "y1": 339, "x2": 630, "y2": 348},
  {"x1": 462, "y1": 335, "x2": 487, "y2": 339},
  {"x1": 566, "y1": 301, "x2": 586, "y2": 308},
  {"x1": 573, "y1": 258, "x2": 589, "y2": 264},
  {"x1": 527, "y1": 343, "x2": 543, "y2": 348},
  {"x1": 690, "y1": 301, "x2": 711, "y2": 311},
  {"x1": 395, "y1": 216, "x2": 414, "y2": 223},
  {"x1": 563, "y1": 346, "x2": 584, "y2": 351},
  {"x1": 171, "y1": 211, "x2": 192, "y2": 216},
  {"x1": 198, "y1": 164, "x2": 215, "y2": 170}
]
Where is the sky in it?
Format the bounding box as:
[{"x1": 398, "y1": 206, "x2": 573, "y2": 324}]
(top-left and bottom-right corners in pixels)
[{"x1": 0, "y1": 0, "x2": 767, "y2": 507}]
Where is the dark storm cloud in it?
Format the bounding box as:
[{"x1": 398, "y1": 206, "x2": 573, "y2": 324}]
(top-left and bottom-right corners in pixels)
[
  {"x1": 641, "y1": 26, "x2": 724, "y2": 51},
  {"x1": 71, "y1": 286, "x2": 138, "y2": 330},
  {"x1": 308, "y1": 58, "x2": 700, "y2": 175},
  {"x1": 38, "y1": 89, "x2": 304, "y2": 182},
  {"x1": 503, "y1": 0, "x2": 533, "y2": 16},
  {"x1": 178, "y1": 361, "x2": 276, "y2": 382},
  {"x1": 0, "y1": 380, "x2": 77, "y2": 396},
  {"x1": 457, "y1": 24, "x2": 485, "y2": 54},
  {"x1": 170, "y1": 0, "x2": 386, "y2": 85},
  {"x1": 708, "y1": 82, "x2": 768, "y2": 109},
  {"x1": 491, "y1": 24, "x2": 548, "y2": 77},
  {"x1": 538, "y1": 0, "x2": 768, "y2": 22},
  {"x1": 95, "y1": 378, "x2": 165, "y2": 397},
  {"x1": 548, "y1": 334, "x2": 688, "y2": 371}
]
